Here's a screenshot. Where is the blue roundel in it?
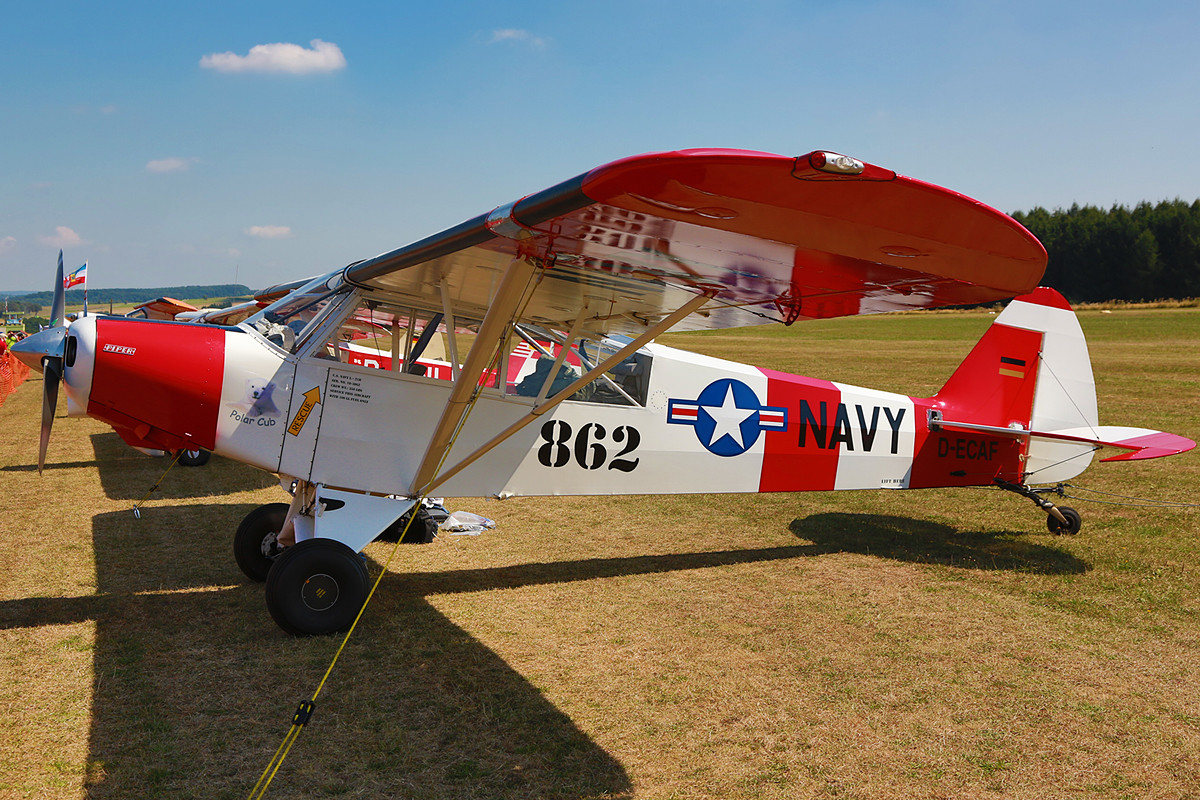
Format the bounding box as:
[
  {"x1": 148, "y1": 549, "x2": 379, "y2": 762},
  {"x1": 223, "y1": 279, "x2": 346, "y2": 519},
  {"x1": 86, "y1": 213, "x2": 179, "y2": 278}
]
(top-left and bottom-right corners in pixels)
[
  {"x1": 700, "y1": 376, "x2": 763, "y2": 453},
  {"x1": 666, "y1": 378, "x2": 788, "y2": 458},
  {"x1": 693, "y1": 378, "x2": 766, "y2": 456}
]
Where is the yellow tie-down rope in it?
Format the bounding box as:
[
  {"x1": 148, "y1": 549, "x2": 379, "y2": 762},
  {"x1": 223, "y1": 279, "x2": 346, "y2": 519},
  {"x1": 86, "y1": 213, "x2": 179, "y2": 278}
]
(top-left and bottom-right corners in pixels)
[{"x1": 132, "y1": 449, "x2": 184, "y2": 518}]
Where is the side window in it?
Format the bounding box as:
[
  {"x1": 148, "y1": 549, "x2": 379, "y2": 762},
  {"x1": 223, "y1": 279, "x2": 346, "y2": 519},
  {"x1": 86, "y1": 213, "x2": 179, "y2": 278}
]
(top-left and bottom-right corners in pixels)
[
  {"x1": 574, "y1": 338, "x2": 652, "y2": 406},
  {"x1": 508, "y1": 329, "x2": 652, "y2": 407},
  {"x1": 511, "y1": 344, "x2": 582, "y2": 398}
]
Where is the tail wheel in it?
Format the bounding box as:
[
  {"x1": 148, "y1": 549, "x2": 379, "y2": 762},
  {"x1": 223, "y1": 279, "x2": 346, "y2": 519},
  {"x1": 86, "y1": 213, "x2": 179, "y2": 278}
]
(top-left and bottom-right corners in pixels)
[
  {"x1": 177, "y1": 448, "x2": 210, "y2": 467},
  {"x1": 1046, "y1": 506, "x2": 1083, "y2": 535},
  {"x1": 265, "y1": 539, "x2": 369, "y2": 636},
  {"x1": 233, "y1": 502, "x2": 289, "y2": 581}
]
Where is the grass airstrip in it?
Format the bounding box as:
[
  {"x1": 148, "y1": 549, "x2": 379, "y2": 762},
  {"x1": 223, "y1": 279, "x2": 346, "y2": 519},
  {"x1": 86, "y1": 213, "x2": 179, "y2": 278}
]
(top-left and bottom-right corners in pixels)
[{"x1": 2, "y1": 306, "x2": 1199, "y2": 799}]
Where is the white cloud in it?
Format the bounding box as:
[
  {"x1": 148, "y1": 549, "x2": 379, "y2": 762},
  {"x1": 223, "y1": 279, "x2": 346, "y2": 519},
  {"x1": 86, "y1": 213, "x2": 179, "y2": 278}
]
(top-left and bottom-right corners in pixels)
[
  {"x1": 0, "y1": 236, "x2": 15, "y2": 255},
  {"x1": 146, "y1": 157, "x2": 197, "y2": 174},
  {"x1": 245, "y1": 225, "x2": 292, "y2": 239},
  {"x1": 38, "y1": 226, "x2": 83, "y2": 248},
  {"x1": 200, "y1": 39, "x2": 346, "y2": 75},
  {"x1": 490, "y1": 29, "x2": 549, "y2": 48},
  {"x1": 100, "y1": 104, "x2": 118, "y2": 115}
]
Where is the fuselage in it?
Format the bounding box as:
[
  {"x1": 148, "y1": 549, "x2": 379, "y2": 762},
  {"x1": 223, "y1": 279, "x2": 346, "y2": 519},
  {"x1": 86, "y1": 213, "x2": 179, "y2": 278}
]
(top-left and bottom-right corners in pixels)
[{"x1": 56, "y1": 303, "x2": 1037, "y2": 498}]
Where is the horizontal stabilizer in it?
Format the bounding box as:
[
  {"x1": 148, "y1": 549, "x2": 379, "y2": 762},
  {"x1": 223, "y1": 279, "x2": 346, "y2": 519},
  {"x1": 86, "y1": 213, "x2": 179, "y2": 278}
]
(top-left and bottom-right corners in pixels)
[
  {"x1": 1032, "y1": 426, "x2": 1195, "y2": 461},
  {"x1": 1079, "y1": 427, "x2": 1196, "y2": 462},
  {"x1": 935, "y1": 419, "x2": 1195, "y2": 462}
]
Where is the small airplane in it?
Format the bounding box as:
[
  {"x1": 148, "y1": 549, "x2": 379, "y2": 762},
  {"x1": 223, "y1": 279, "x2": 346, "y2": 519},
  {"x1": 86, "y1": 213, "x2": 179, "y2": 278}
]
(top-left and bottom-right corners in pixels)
[{"x1": 13, "y1": 148, "x2": 1194, "y2": 636}]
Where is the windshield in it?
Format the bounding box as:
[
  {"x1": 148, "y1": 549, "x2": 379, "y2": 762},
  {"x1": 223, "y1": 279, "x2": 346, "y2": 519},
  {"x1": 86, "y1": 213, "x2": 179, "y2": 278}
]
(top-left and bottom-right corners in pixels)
[{"x1": 244, "y1": 273, "x2": 350, "y2": 353}]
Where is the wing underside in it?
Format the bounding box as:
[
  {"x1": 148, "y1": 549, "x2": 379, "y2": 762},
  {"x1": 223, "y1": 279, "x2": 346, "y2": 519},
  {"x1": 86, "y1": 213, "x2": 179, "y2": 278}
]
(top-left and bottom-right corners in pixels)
[{"x1": 343, "y1": 149, "x2": 1047, "y2": 337}]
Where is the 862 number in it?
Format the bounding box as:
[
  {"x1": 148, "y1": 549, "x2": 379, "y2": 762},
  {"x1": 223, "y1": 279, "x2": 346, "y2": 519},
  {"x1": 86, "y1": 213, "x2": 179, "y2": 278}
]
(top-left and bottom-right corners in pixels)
[{"x1": 537, "y1": 420, "x2": 640, "y2": 472}]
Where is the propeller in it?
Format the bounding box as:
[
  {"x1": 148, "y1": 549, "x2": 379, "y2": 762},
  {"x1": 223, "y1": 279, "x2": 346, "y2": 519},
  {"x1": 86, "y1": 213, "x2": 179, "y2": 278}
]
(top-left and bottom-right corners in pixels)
[
  {"x1": 11, "y1": 250, "x2": 69, "y2": 474},
  {"x1": 38, "y1": 355, "x2": 63, "y2": 474}
]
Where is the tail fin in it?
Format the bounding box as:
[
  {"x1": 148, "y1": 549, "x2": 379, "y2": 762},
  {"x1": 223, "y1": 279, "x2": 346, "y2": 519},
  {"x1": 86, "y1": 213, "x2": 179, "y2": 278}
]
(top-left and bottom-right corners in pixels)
[
  {"x1": 932, "y1": 287, "x2": 1101, "y2": 482},
  {"x1": 932, "y1": 287, "x2": 1194, "y2": 480}
]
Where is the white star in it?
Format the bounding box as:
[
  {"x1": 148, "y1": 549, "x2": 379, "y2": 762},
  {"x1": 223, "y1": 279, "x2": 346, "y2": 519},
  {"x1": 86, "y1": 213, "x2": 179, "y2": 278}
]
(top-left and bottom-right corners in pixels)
[{"x1": 704, "y1": 384, "x2": 756, "y2": 450}]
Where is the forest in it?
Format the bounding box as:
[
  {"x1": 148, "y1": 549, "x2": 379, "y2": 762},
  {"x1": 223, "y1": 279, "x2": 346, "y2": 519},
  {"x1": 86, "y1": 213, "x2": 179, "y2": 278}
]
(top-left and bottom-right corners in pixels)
[
  {"x1": 6, "y1": 284, "x2": 252, "y2": 309},
  {"x1": 1012, "y1": 198, "x2": 1200, "y2": 303}
]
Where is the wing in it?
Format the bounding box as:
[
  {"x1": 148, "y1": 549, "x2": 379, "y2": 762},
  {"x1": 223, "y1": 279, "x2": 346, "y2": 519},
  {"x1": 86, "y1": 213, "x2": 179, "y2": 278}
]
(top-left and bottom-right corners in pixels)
[{"x1": 343, "y1": 149, "x2": 1047, "y2": 336}]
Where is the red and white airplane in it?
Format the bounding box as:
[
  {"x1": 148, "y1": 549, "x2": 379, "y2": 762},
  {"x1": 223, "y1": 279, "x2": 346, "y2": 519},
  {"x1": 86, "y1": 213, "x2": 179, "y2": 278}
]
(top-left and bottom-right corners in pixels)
[{"x1": 14, "y1": 149, "x2": 1193, "y2": 636}]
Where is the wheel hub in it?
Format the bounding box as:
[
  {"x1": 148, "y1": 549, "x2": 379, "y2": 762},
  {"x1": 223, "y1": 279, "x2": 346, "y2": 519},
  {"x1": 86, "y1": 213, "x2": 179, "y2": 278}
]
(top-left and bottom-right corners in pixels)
[
  {"x1": 301, "y1": 573, "x2": 340, "y2": 611},
  {"x1": 259, "y1": 532, "x2": 280, "y2": 558}
]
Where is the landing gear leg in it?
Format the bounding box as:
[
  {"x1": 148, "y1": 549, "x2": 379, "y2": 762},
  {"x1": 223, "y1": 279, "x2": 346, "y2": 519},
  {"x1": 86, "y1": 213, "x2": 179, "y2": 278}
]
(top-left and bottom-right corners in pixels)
[{"x1": 994, "y1": 478, "x2": 1082, "y2": 535}]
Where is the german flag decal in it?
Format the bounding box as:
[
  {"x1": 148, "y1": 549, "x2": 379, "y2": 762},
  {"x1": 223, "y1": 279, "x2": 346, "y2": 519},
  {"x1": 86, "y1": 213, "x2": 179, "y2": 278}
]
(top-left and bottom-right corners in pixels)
[{"x1": 999, "y1": 356, "x2": 1027, "y2": 379}]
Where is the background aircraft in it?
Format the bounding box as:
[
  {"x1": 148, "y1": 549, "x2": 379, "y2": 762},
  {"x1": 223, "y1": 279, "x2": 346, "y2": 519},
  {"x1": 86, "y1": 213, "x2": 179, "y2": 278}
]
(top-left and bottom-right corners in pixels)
[{"x1": 13, "y1": 148, "x2": 1193, "y2": 635}]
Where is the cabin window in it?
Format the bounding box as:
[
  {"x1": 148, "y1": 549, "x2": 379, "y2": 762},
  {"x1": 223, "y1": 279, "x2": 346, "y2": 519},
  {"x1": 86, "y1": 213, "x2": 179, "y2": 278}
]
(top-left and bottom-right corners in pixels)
[
  {"x1": 510, "y1": 328, "x2": 652, "y2": 407},
  {"x1": 301, "y1": 297, "x2": 457, "y2": 376},
  {"x1": 571, "y1": 336, "x2": 652, "y2": 406},
  {"x1": 283, "y1": 294, "x2": 653, "y2": 407}
]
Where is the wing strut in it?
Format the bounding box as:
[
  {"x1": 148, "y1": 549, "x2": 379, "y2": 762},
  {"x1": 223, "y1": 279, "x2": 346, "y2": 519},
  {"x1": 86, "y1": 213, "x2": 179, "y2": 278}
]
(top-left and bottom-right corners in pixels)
[
  {"x1": 409, "y1": 256, "x2": 541, "y2": 494},
  {"x1": 421, "y1": 289, "x2": 714, "y2": 496}
]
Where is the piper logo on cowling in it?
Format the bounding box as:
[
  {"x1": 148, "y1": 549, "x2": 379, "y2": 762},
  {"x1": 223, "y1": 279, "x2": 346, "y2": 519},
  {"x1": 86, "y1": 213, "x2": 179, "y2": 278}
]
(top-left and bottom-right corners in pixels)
[{"x1": 102, "y1": 344, "x2": 136, "y2": 356}]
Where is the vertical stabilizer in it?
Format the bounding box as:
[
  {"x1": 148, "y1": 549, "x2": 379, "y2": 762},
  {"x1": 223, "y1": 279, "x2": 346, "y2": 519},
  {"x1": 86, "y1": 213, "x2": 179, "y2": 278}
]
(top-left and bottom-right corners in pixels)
[{"x1": 932, "y1": 287, "x2": 1099, "y2": 483}]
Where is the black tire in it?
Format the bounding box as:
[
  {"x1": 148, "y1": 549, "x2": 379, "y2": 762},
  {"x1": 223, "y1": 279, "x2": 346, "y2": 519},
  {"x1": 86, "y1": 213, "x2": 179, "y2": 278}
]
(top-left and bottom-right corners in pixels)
[
  {"x1": 177, "y1": 448, "x2": 210, "y2": 467},
  {"x1": 234, "y1": 502, "x2": 289, "y2": 581},
  {"x1": 1046, "y1": 506, "x2": 1082, "y2": 535},
  {"x1": 375, "y1": 507, "x2": 437, "y2": 544},
  {"x1": 265, "y1": 539, "x2": 369, "y2": 636}
]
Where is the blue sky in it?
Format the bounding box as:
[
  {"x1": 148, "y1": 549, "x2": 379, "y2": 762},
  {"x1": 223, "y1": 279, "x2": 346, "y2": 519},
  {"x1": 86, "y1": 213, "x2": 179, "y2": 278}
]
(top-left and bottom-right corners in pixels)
[{"x1": 2, "y1": 0, "x2": 1198, "y2": 292}]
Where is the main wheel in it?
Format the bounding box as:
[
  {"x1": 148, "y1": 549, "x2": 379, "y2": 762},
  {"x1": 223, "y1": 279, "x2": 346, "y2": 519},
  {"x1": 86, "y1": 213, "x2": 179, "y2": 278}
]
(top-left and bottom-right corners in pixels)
[
  {"x1": 234, "y1": 502, "x2": 289, "y2": 581},
  {"x1": 265, "y1": 539, "x2": 369, "y2": 636},
  {"x1": 1046, "y1": 506, "x2": 1082, "y2": 535},
  {"x1": 177, "y1": 448, "x2": 211, "y2": 467}
]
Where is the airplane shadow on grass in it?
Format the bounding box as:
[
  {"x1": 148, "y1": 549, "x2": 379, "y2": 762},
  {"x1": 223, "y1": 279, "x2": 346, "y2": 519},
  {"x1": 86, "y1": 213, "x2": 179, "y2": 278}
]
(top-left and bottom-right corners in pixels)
[
  {"x1": 87, "y1": 431, "x2": 278, "y2": 500},
  {"x1": 0, "y1": 432, "x2": 278, "y2": 497},
  {"x1": 0, "y1": 506, "x2": 1087, "y2": 799},
  {"x1": 0, "y1": 503, "x2": 634, "y2": 800},
  {"x1": 789, "y1": 512, "x2": 1089, "y2": 575}
]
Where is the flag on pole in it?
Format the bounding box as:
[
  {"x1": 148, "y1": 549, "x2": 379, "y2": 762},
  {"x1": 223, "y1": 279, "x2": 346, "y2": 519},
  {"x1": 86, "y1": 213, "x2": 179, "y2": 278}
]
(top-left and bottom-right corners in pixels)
[{"x1": 64, "y1": 262, "x2": 87, "y2": 289}]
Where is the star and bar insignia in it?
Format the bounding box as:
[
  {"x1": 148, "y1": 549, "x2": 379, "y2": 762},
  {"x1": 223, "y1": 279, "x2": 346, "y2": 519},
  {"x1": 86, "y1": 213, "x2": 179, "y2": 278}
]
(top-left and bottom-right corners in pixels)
[{"x1": 667, "y1": 378, "x2": 788, "y2": 456}]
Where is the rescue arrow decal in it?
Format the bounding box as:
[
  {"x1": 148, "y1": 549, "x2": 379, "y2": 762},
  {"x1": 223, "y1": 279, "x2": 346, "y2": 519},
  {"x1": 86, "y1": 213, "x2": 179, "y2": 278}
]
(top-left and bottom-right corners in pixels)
[{"x1": 287, "y1": 386, "x2": 322, "y2": 436}]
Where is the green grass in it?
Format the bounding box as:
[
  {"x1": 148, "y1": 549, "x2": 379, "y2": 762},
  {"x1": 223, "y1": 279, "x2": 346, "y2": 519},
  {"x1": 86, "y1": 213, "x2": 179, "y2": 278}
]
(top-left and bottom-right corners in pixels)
[{"x1": 2, "y1": 306, "x2": 1200, "y2": 798}]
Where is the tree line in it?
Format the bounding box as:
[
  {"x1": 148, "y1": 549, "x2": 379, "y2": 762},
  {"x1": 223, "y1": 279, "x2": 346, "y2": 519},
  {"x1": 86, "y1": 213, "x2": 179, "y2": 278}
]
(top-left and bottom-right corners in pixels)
[
  {"x1": 5, "y1": 284, "x2": 252, "y2": 308},
  {"x1": 1012, "y1": 199, "x2": 1200, "y2": 303}
]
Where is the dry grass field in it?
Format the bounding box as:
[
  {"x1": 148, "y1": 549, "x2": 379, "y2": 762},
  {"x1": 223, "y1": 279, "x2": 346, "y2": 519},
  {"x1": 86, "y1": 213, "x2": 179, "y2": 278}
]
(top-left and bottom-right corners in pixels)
[{"x1": 2, "y1": 306, "x2": 1199, "y2": 799}]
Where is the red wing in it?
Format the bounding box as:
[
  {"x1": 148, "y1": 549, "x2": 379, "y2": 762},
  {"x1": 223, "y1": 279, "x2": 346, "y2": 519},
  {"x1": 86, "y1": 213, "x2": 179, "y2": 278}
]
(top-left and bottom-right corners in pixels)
[{"x1": 344, "y1": 149, "x2": 1047, "y2": 336}]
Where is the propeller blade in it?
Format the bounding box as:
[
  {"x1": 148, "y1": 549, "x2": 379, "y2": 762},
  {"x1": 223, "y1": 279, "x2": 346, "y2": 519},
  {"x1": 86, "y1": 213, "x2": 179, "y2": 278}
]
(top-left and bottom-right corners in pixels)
[
  {"x1": 50, "y1": 250, "x2": 66, "y2": 329},
  {"x1": 39, "y1": 356, "x2": 63, "y2": 475}
]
